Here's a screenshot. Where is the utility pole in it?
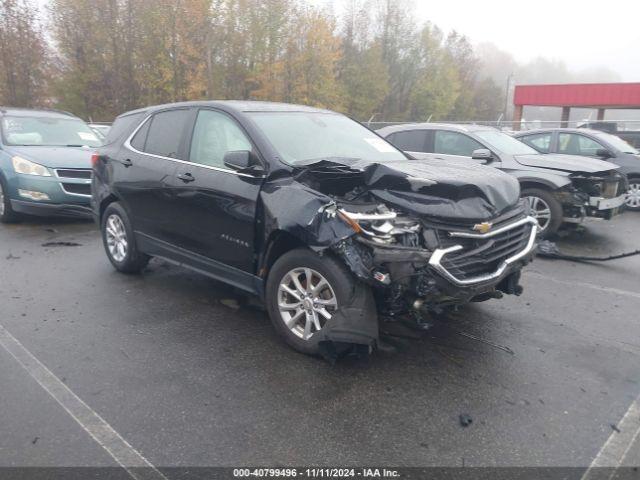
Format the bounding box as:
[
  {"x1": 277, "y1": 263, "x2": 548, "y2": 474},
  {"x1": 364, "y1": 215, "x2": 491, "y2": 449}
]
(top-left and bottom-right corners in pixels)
[{"x1": 503, "y1": 73, "x2": 514, "y2": 124}]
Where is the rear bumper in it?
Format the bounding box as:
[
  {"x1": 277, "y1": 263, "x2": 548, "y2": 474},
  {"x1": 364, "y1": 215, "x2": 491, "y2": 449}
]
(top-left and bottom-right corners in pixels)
[{"x1": 11, "y1": 199, "x2": 93, "y2": 219}]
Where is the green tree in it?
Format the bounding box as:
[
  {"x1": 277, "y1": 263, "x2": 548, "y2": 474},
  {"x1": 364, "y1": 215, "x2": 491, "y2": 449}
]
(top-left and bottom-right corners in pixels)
[{"x1": 0, "y1": 0, "x2": 49, "y2": 107}]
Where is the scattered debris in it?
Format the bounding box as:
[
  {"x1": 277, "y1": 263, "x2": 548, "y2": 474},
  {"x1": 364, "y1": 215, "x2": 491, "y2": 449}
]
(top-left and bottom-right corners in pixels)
[
  {"x1": 5, "y1": 253, "x2": 20, "y2": 260},
  {"x1": 42, "y1": 241, "x2": 82, "y2": 247},
  {"x1": 611, "y1": 424, "x2": 621, "y2": 433},
  {"x1": 31, "y1": 437, "x2": 39, "y2": 445},
  {"x1": 459, "y1": 414, "x2": 473, "y2": 427},
  {"x1": 44, "y1": 228, "x2": 58, "y2": 233},
  {"x1": 537, "y1": 240, "x2": 640, "y2": 263},
  {"x1": 454, "y1": 330, "x2": 515, "y2": 355}
]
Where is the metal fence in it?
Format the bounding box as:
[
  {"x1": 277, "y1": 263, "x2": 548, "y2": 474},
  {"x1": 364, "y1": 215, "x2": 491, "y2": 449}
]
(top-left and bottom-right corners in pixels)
[{"x1": 367, "y1": 119, "x2": 640, "y2": 132}]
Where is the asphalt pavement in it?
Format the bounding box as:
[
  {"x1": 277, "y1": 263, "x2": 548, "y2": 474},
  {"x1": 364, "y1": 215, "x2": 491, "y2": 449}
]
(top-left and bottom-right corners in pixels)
[{"x1": 1, "y1": 212, "x2": 639, "y2": 476}]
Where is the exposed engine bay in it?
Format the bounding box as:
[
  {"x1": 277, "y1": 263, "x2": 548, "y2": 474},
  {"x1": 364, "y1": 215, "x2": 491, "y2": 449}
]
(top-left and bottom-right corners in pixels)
[
  {"x1": 560, "y1": 170, "x2": 628, "y2": 222},
  {"x1": 274, "y1": 157, "x2": 538, "y2": 328}
]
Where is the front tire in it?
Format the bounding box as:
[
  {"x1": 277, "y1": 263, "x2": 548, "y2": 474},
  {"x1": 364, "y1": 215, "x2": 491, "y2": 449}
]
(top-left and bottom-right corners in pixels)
[
  {"x1": 266, "y1": 248, "x2": 362, "y2": 356},
  {"x1": 0, "y1": 175, "x2": 20, "y2": 223},
  {"x1": 521, "y1": 187, "x2": 563, "y2": 238},
  {"x1": 101, "y1": 202, "x2": 150, "y2": 273},
  {"x1": 625, "y1": 177, "x2": 640, "y2": 211}
]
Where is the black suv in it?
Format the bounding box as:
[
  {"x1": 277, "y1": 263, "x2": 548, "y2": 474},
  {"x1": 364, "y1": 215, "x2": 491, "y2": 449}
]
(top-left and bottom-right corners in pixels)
[{"x1": 92, "y1": 101, "x2": 537, "y2": 356}]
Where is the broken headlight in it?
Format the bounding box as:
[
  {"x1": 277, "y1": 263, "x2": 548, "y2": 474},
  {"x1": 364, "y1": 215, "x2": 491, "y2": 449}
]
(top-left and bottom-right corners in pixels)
[{"x1": 339, "y1": 206, "x2": 421, "y2": 246}]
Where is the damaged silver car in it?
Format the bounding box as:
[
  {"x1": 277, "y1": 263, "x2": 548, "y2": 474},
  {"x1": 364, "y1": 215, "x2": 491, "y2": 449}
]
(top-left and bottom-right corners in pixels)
[{"x1": 92, "y1": 101, "x2": 537, "y2": 358}]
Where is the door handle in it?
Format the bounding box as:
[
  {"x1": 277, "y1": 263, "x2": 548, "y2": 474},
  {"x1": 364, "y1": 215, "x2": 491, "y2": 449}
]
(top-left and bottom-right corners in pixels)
[
  {"x1": 177, "y1": 172, "x2": 195, "y2": 183},
  {"x1": 122, "y1": 158, "x2": 133, "y2": 168}
]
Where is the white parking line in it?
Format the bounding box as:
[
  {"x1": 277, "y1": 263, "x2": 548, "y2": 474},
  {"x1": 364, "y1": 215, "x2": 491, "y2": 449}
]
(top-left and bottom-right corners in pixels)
[
  {"x1": 525, "y1": 271, "x2": 640, "y2": 300},
  {"x1": 581, "y1": 393, "x2": 640, "y2": 480},
  {"x1": 0, "y1": 324, "x2": 167, "y2": 480}
]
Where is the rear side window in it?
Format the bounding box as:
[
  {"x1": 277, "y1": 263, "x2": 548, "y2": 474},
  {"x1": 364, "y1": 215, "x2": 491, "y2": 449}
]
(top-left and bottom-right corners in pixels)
[
  {"x1": 519, "y1": 132, "x2": 552, "y2": 153},
  {"x1": 388, "y1": 130, "x2": 428, "y2": 152},
  {"x1": 143, "y1": 109, "x2": 191, "y2": 159},
  {"x1": 130, "y1": 118, "x2": 150, "y2": 151},
  {"x1": 104, "y1": 112, "x2": 145, "y2": 145}
]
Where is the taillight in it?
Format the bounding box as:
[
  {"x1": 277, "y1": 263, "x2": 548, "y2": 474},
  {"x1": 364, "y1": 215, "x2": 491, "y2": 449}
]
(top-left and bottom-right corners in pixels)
[{"x1": 91, "y1": 153, "x2": 100, "y2": 167}]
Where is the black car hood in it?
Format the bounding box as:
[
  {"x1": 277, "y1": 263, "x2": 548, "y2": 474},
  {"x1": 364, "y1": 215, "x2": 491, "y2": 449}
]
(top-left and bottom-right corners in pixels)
[
  {"x1": 292, "y1": 157, "x2": 521, "y2": 223},
  {"x1": 514, "y1": 153, "x2": 618, "y2": 173}
]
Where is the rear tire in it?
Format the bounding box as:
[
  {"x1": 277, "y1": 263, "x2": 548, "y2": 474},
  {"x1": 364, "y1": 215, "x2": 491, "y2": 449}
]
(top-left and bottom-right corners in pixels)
[
  {"x1": 625, "y1": 177, "x2": 640, "y2": 211},
  {"x1": 266, "y1": 248, "x2": 362, "y2": 356},
  {"x1": 101, "y1": 202, "x2": 150, "y2": 273},
  {"x1": 521, "y1": 187, "x2": 563, "y2": 239},
  {"x1": 0, "y1": 175, "x2": 20, "y2": 223}
]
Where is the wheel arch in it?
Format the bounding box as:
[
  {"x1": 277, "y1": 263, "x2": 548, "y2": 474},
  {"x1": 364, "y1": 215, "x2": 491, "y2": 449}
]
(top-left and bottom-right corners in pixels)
[
  {"x1": 258, "y1": 230, "x2": 306, "y2": 279},
  {"x1": 99, "y1": 194, "x2": 120, "y2": 223}
]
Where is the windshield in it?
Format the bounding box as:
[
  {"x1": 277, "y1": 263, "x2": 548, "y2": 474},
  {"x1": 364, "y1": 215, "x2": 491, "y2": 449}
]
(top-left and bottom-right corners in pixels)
[
  {"x1": 594, "y1": 132, "x2": 639, "y2": 155},
  {"x1": 248, "y1": 112, "x2": 407, "y2": 165},
  {"x1": 1, "y1": 115, "x2": 103, "y2": 147},
  {"x1": 475, "y1": 130, "x2": 538, "y2": 155}
]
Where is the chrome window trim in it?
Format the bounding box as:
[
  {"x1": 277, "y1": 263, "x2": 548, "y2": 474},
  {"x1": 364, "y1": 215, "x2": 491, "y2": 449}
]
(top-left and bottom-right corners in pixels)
[
  {"x1": 428, "y1": 216, "x2": 538, "y2": 286},
  {"x1": 123, "y1": 112, "x2": 262, "y2": 179}
]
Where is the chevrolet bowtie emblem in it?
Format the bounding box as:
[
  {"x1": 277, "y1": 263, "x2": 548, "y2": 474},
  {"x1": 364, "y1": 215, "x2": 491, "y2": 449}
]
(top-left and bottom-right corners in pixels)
[{"x1": 473, "y1": 222, "x2": 493, "y2": 234}]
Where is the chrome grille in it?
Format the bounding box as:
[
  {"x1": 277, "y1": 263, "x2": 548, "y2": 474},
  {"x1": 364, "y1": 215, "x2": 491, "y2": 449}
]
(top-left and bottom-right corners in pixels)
[
  {"x1": 429, "y1": 217, "x2": 538, "y2": 286},
  {"x1": 56, "y1": 169, "x2": 92, "y2": 179}
]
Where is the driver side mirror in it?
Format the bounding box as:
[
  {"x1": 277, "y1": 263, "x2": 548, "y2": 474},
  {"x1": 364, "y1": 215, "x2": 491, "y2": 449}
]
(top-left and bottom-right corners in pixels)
[
  {"x1": 596, "y1": 148, "x2": 614, "y2": 159},
  {"x1": 471, "y1": 148, "x2": 493, "y2": 163},
  {"x1": 223, "y1": 150, "x2": 264, "y2": 175}
]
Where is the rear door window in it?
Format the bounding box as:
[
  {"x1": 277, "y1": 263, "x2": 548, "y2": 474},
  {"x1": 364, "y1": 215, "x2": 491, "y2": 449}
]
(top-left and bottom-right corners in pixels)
[
  {"x1": 519, "y1": 132, "x2": 552, "y2": 153},
  {"x1": 143, "y1": 109, "x2": 191, "y2": 159},
  {"x1": 434, "y1": 130, "x2": 483, "y2": 157},
  {"x1": 388, "y1": 130, "x2": 428, "y2": 152}
]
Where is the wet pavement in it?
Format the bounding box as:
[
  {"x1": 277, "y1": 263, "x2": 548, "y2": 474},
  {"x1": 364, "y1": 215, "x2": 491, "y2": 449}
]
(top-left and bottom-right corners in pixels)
[{"x1": 1, "y1": 213, "x2": 639, "y2": 472}]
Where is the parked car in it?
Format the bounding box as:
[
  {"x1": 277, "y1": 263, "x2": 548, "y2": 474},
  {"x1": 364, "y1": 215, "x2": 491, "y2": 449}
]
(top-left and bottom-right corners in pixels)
[
  {"x1": 92, "y1": 101, "x2": 537, "y2": 356},
  {"x1": 0, "y1": 107, "x2": 102, "y2": 222},
  {"x1": 377, "y1": 123, "x2": 627, "y2": 238},
  {"x1": 513, "y1": 128, "x2": 640, "y2": 211},
  {"x1": 577, "y1": 121, "x2": 640, "y2": 150}
]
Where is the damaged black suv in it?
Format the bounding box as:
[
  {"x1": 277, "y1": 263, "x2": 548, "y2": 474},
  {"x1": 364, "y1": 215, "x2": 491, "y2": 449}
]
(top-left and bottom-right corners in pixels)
[{"x1": 92, "y1": 101, "x2": 537, "y2": 356}]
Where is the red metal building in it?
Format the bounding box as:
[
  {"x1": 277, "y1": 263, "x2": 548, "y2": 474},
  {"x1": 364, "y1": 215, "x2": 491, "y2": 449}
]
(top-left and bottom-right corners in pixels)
[{"x1": 512, "y1": 82, "x2": 640, "y2": 129}]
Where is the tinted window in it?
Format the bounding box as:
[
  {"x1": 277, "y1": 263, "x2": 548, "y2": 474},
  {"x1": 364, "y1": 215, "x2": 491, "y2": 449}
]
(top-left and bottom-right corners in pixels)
[
  {"x1": 558, "y1": 133, "x2": 603, "y2": 156},
  {"x1": 434, "y1": 131, "x2": 483, "y2": 157},
  {"x1": 130, "y1": 118, "x2": 150, "y2": 151},
  {"x1": 389, "y1": 130, "x2": 428, "y2": 152},
  {"x1": 105, "y1": 112, "x2": 145, "y2": 145},
  {"x1": 189, "y1": 110, "x2": 252, "y2": 168},
  {"x1": 519, "y1": 133, "x2": 552, "y2": 153},
  {"x1": 144, "y1": 109, "x2": 191, "y2": 159}
]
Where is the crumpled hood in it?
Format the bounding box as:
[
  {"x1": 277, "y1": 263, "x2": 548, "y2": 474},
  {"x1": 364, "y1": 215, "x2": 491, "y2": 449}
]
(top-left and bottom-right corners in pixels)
[
  {"x1": 8, "y1": 146, "x2": 93, "y2": 169},
  {"x1": 293, "y1": 157, "x2": 521, "y2": 222},
  {"x1": 514, "y1": 153, "x2": 619, "y2": 173}
]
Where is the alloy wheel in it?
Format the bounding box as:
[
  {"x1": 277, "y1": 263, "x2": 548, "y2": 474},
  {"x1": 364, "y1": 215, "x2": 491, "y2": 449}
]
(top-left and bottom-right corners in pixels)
[
  {"x1": 105, "y1": 214, "x2": 128, "y2": 262},
  {"x1": 525, "y1": 195, "x2": 552, "y2": 232},
  {"x1": 626, "y1": 182, "x2": 640, "y2": 209},
  {"x1": 277, "y1": 267, "x2": 338, "y2": 341}
]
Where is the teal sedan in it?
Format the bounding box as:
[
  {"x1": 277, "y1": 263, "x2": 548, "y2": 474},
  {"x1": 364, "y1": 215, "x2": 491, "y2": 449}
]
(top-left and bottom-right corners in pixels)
[{"x1": 0, "y1": 108, "x2": 102, "y2": 222}]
